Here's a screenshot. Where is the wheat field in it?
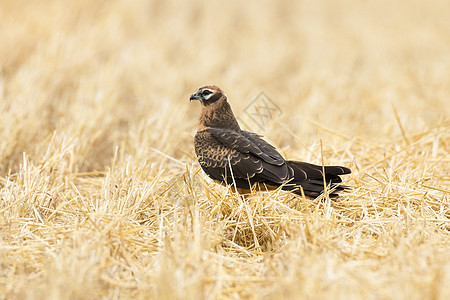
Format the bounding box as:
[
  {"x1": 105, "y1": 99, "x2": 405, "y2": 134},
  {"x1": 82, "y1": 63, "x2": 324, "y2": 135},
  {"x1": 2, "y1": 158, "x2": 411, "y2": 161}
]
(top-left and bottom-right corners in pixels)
[{"x1": 0, "y1": 0, "x2": 449, "y2": 299}]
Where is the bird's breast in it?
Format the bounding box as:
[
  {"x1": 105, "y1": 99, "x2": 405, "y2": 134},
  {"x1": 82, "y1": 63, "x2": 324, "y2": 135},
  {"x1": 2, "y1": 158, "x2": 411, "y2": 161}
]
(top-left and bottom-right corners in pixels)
[{"x1": 194, "y1": 131, "x2": 230, "y2": 168}]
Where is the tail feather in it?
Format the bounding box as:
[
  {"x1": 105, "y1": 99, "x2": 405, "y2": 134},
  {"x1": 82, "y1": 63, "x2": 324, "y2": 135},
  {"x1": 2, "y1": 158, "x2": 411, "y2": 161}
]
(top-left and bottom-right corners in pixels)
[{"x1": 285, "y1": 161, "x2": 351, "y2": 198}]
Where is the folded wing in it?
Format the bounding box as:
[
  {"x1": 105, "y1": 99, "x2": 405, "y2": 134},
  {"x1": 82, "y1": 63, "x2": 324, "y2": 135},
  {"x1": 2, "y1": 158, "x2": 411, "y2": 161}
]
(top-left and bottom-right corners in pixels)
[{"x1": 196, "y1": 129, "x2": 293, "y2": 187}]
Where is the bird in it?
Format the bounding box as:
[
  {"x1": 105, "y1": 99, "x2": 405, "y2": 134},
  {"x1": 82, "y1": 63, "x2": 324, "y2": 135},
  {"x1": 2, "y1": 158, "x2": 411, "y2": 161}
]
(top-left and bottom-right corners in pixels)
[{"x1": 190, "y1": 85, "x2": 351, "y2": 198}]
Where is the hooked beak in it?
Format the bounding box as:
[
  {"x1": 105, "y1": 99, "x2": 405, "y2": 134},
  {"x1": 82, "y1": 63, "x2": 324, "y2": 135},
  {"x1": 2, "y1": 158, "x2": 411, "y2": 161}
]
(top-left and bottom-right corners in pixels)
[{"x1": 190, "y1": 91, "x2": 201, "y2": 101}]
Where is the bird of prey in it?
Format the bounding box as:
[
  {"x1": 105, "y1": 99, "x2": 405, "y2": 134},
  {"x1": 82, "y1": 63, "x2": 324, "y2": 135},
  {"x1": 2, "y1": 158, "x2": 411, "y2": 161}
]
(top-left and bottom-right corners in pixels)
[{"x1": 190, "y1": 85, "x2": 351, "y2": 198}]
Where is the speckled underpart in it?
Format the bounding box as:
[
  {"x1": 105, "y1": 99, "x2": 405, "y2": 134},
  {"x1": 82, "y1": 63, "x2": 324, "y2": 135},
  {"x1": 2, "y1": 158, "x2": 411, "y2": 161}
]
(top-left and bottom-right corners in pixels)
[{"x1": 191, "y1": 85, "x2": 351, "y2": 198}]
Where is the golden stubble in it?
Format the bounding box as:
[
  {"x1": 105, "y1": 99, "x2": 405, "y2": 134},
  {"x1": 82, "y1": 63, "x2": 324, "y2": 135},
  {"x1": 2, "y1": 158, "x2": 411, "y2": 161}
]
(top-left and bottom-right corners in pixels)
[{"x1": 0, "y1": 0, "x2": 449, "y2": 299}]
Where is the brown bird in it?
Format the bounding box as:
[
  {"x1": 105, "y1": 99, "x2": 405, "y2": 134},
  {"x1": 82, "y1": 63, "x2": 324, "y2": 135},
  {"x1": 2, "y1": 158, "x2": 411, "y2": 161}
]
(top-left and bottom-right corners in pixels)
[{"x1": 190, "y1": 85, "x2": 351, "y2": 198}]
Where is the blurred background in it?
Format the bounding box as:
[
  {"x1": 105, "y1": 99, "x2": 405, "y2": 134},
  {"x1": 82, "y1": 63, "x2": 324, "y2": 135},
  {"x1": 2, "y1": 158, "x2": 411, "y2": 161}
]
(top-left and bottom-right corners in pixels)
[
  {"x1": 0, "y1": 0, "x2": 449, "y2": 171},
  {"x1": 1, "y1": 1, "x2": 449, "y2": 298}
]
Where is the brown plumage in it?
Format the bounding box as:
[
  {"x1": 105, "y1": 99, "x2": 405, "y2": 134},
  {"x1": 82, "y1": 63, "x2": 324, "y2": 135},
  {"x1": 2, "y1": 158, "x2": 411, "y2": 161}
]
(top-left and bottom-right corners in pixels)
[{"x1": 190, "y1": 85, "x2": 351, "y2": 198}]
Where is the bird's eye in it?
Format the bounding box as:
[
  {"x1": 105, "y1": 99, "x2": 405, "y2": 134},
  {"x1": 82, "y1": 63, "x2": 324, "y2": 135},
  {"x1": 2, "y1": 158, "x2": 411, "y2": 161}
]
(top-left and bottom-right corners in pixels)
[{"x1": 202, "y1": 90, "x2": 213, "y2": 96}]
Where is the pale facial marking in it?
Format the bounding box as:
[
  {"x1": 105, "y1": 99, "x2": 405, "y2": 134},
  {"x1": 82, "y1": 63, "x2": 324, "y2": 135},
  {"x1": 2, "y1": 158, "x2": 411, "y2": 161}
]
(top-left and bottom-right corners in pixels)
[{"x1": 200, "y1": 88, "x2": 214, "y2": 100}]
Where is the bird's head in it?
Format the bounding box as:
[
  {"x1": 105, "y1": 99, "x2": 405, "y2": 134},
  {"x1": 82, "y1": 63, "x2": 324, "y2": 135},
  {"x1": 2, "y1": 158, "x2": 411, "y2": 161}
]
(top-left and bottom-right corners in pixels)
[
  {"x1": 190, "y1": 85, "x2": 226, "y2": 106},
  {"x1": 190, "y1": 85, "x2": 240, "y2": 131}
]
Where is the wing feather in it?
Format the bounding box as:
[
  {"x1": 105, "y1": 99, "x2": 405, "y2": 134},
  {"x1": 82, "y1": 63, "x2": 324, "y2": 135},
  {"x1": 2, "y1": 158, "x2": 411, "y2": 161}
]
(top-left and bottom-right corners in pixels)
[
  {"x1": 207, "y1": 128, "x2": 285, "y2": 166},
  {"x1": 240, "y1": 131, "x2": 285, "y2": 163},
  {"x1": 195, "y1": 129, "x2": 291, "y2": 187}
]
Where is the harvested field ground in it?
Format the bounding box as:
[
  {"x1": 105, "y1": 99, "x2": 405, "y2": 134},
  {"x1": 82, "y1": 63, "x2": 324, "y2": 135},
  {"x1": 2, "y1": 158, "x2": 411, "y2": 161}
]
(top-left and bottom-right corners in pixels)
[{"x1": 0, "y1": 0, "x2": 449, "y2": 299}]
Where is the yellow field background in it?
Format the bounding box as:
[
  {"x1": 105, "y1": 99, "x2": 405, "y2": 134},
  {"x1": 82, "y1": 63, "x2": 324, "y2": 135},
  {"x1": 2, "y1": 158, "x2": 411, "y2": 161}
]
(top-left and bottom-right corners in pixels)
[{"x1": 1, "y1": 0, "x2": 449, "y2": 299}]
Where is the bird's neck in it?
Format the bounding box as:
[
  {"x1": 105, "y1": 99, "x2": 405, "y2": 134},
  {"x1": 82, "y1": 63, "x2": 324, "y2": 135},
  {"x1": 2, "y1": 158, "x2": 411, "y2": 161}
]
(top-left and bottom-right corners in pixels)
[{"x1": 198, "y1": 100, "x2": 241, "y2": 132}]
